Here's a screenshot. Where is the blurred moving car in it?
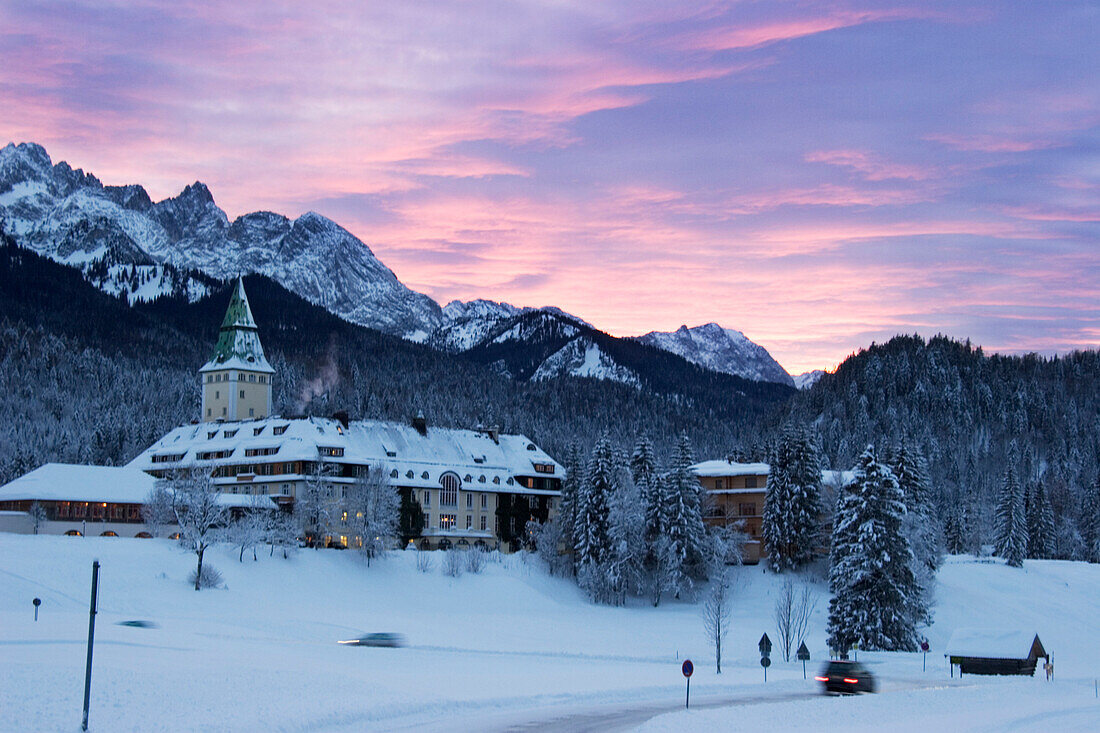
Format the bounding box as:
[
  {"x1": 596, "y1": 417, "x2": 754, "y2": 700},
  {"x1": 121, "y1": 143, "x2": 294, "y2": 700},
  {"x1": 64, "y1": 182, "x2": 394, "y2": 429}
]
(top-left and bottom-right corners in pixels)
[
  {"x1": 815, "y1": 661, "x2": 877, "y2": 694},
  {"x1": 339, "y1": 632, "x2": 406, "y2": 647}
]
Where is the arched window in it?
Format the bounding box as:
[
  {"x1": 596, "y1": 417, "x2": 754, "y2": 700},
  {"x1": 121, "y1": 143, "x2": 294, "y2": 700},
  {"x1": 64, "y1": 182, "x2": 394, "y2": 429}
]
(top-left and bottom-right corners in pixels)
[
  {"x1": 438, "y1": 538, "x2": 452, "y2": 550},
  {"x1": 419, "y1": 538, "x2": 431, "y2": 551},
  {"x1": 100, "y1": 531, "x2": 118, "y2": 537},
  {"x1": 440, "y1": 473, "x2": 459, "y2": 507},
  {"x1": 135, "y1": 532, "x2": 152, "y2": 538},
  {"x1": 64, "y1": 530, "x2": 82, "y2": 537}
]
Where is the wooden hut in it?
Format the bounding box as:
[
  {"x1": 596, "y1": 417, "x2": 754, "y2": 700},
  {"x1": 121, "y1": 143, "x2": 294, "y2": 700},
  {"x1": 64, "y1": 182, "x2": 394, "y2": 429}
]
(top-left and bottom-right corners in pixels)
[{"x1": 944, "y1": 629, "x2": 1048, "y2": 676}]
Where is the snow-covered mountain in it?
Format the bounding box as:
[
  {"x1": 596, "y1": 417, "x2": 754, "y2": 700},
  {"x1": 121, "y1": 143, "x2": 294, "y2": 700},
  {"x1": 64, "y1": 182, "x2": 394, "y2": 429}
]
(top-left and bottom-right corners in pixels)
[
  {"x1": 0, "y1": 142, "x2": 441, "y2": 337},
  {"x1": 635, "y1": 323, "x2": 794, "y2": 386},
  {"x1": 1, "y1": 142, "x2": 795, "y2": 390},
  {"x1": 793, "y1": 369, "x2": 825, "y2": 389}
]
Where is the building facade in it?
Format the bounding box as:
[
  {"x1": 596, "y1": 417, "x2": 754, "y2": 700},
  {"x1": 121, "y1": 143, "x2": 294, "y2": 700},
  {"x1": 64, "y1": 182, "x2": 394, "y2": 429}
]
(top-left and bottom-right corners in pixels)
[
  {"x1": 692, "y1": 460, "x2": 769, "y2": 564},
  {"x1": 130, "y1": 278, "x2": 563, "y2": 551}
]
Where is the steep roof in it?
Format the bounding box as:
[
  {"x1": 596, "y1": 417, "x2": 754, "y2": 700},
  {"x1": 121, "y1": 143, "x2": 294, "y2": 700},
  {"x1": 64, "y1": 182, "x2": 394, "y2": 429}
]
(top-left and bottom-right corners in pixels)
[
  {"x1": 0, "y1": 463, "x2": 157, "y2": 503},
  {"x1": 200, "y1": 277, "x2": 273, "y2": 373},
  {"x1": 945, "y1": 629, "x2": 1047, "y2": 660},
  {"x1": 129, "y1": 417, "x2": 563, "y2": 494}
]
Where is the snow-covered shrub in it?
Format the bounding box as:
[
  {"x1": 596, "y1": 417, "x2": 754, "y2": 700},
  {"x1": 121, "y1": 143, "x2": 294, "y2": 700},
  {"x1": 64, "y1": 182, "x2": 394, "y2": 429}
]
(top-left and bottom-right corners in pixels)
[
  {"x1": 442, "y1": 550, "x2": 464, "y2": 578},
  {"x1": 415, "y1": 549, "x2": 433, "y2": 573},
  {"x1": 189, "y1": 563, "x2": 223, "y2": 590},
  {"x1": 464, "y1": 547, "x2": 485, "y2": 574}
]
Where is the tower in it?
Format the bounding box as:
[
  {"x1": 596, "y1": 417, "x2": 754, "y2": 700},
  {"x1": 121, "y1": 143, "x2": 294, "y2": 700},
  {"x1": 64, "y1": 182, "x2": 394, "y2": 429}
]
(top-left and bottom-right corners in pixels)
[{"x1": 200, "y1": 277, "x2": 274, "y2": 422}]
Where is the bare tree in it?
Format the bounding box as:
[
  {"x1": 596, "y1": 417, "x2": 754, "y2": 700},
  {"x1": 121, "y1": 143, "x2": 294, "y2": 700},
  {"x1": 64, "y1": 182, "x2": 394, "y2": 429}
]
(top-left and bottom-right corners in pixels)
[
  {"x1": 702, "y1": 570, "x2": 734, "y2": 673},
  {"x1": 170, "y1": 470, "x2": 229, "y2": 590},
  {"x1": 774, "y1": 577, "x2": 818, "y2": 662},
  {"x1": 267, "y1": 510, "x2": 299, "y2": 559},
  {"x1": 228, "y1": 498, "x2": 270, "y2": 562},
  {"x1": 28, "y1": 501, "x2": 47, "y2": 534},
  {"x1": 345, "y1": 465, "x2": 399, "y2": 565},
  {"x1": 142, "y1": 484, "x2": 176, "y2": 538}
]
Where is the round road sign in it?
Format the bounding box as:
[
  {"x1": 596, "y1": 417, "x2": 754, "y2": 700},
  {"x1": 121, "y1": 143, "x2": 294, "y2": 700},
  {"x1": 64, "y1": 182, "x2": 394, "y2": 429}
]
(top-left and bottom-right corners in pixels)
[
  {"x1": 682, "y1": 660, "x2": 694, "y2": 678},
  {"x1": 32, "y1": 598, "x2": 41, "y2": 607},
  {"x1": 920, "y1": 641, "x2": 930, "y2": 652},
  {"x1": 760, "y1": 656, "x2": 772, "y2": 668}
]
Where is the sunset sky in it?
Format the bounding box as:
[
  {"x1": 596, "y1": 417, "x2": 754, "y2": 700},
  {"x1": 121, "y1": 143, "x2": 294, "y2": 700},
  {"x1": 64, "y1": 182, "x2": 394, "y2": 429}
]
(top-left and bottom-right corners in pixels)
[{"x1": 1, "y1": 1, "x2": 1097, "y2": 373}]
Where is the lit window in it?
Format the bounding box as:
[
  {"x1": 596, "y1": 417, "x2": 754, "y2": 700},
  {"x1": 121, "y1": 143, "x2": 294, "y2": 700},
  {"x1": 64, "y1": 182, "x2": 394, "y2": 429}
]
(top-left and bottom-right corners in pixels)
[{"x1": 439, "y1": 514, "x2": 456, "y2": 530}]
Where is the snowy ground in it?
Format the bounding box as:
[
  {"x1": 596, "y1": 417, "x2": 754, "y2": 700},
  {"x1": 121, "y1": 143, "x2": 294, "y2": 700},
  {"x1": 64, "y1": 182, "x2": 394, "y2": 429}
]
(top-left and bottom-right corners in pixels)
[{"x1": 1, "y1": 535, "x2": 1097, "y2": 732}]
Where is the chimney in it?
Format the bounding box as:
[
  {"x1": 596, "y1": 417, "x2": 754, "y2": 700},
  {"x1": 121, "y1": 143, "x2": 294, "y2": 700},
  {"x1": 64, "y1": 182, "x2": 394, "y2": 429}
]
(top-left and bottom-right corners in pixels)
[
  {"x1": 411, "y1": 411, "x2": 427, "y2": 435},
  {"x1": 332, "y1": 410, "x2": 350, "y2": 429}
]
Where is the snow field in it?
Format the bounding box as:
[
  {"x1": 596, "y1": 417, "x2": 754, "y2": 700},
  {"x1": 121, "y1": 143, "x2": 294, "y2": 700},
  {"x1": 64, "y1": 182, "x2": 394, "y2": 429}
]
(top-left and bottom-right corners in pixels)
[{"x1": 1, "y1": 535, "x2": 1098, "y2": 731}]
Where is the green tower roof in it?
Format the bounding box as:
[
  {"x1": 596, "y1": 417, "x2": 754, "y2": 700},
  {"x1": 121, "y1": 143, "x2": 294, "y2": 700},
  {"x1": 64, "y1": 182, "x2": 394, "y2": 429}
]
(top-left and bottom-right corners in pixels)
[{"x1": 200, "y1": 277, "x2": 274, "y2": 374}]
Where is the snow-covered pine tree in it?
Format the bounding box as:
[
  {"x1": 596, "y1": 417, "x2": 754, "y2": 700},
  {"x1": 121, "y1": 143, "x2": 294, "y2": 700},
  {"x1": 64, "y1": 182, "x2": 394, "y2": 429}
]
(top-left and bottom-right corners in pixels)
[
  {"x1": 605, "y1": 475, "x2": 645, "y2": 605},
  {"x1": 575, "y1": 436, "x2": 616, "y2": 600},
  {"x1": 1080, "y1": 476, "x2": 1100, "y2": 564},
  {"x1": 631, "y1": 435, "x2": 662, "y2": 543},
  {"x1": 762, "y1": 426, "x2": 823, "y2": 571},
  {"x1": 826, "y1": 475, "x2": 862, "y2": 653},
  {"x1": 826, "y1": 446, "x2": 922, "y2": 652},
  {"x1": 659, "y1": 433, "x2": 708, "y2": 599},
  {"x1": 994, "y1": 464, "x2": 1027, "y2": 567},
  {"x1": 557, "y1": 443, "x2": 584, "y2": 571},
  {"x1": 1025, "y1": 481, "x2": 1055, "y2": 559},
  {"x1": 889, "y1": 442, "x2": 941, "y2": 625}
]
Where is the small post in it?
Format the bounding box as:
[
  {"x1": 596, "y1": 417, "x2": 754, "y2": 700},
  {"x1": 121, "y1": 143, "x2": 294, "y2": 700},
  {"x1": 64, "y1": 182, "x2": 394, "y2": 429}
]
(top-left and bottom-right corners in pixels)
[
  {"x1": 81, "y1": 560, "x2": 100, "y2": 732},
  {"x1": 33, "y1": 597, "x2": 41, "y2": 621},
  {"x1": 686, "y1": 676, "x2": 690, "y2": 709},
  {"x1": 802, "y1": 658, "x2": 806, "y2": 679}
]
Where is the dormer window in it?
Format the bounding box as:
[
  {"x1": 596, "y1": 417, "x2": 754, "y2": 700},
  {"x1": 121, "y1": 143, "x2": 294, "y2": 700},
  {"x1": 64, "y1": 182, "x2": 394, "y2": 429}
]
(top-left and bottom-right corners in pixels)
[
  {"x1": 318, "y1": 446, "x2": 344, "y2": 457},
  {"x1": 421, "y1": 471, "x2": 429, "y2": 480},
  {"x1": 207, "y1": 431, "x2": 218, "y2": 439},
  {"x1": 533, "y1": 463, "x2": 555, "y2": 474},
  {"x1": 473, "y1": 456, "x2": 485, "y2": 464},
  {"x1": 253, "y1": 427, "x2": 264, "y2": 436},
  {"x1": 406, "y1": 470, "x2": 414, "y2": 479},
  {"x1": 224, "y1": 429, "x2": 238, "y2": 438},
  {"x1": 273, "y1": 425, "x2": 288, "y2": 436},
  {"x1": 386, "y1": 450, "x2": 397, "y2": 458}
]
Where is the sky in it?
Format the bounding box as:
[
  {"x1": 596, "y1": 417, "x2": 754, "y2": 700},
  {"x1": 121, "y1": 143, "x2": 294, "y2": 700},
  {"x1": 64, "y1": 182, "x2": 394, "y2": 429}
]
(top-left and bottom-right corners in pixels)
[{"x1": 1, "y1": 1, "x2": 1097, "y2": 373}]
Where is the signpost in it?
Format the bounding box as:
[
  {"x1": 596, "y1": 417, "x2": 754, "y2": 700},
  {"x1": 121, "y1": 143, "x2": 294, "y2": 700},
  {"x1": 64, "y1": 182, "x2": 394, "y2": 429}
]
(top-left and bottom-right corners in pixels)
[
  {"x1": 759, "y1": 633, "x2": 772, "y2": 682},
  {"x1": 682, "y1": 659, "x2": 693, "y2": 708},
  {"x1": 851, "y1": 640, "x2": 859, "y2": 661},
  {"x1": 920, "y1": 640, "x2": 930, "y2": 672},
  {"x1": 797, "y1": 641, "x2": 811, "y2": 679},
  {"x1": 81, "y1": 561, "x2": 99, "y2": 732},
  {"x1": 32, "y1": 597, "x2": 41, "y2": 622}
]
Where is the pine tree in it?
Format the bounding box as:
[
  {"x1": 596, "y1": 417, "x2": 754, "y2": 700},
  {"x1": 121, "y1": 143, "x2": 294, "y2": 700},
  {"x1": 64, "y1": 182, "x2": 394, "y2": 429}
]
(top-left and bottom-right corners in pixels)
[
  {"x1": 889, "y1": 442, "x2": 940, "y2": 625},
  {"x1": 762, "y1": 426, "x2": 823, "y2": 571},
  {"x1": 826, "y1": 446, "x2": 922, "y2": 652},
  {"x1": 575, "y1": 436, "x2": 615, "y2": 579},
  {"x1": 605, "y1": 477, "x2": 645, "y2": 605},
  {"x1": 1025, "y1": 481, "x2": 1054, "y2": 559},
  {"x1": 631, "y1": 435, "x2": 662, "y2": 544},
  {"x1": 994, "y1": 465, "x2": 1027, "y2": 567},
  {"x1": 659, "y1": 433, "x2": 709, "y2": 600},
  {"x1": 557, "y1": 443, "x2": 584, "y2": 571},
  {"x1": 1080, "y1": 476, "x2": 1100, "y2": 564}
]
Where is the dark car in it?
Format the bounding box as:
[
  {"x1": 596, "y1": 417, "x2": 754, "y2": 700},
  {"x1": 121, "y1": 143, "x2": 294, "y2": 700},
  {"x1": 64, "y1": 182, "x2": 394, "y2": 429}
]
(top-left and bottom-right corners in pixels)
[
  {"x1": 339, "y1": 632, "x2": 406, "y2": 648},
  {"x1": 815, "y1": 661, "x2": 877, "y2": 694}
]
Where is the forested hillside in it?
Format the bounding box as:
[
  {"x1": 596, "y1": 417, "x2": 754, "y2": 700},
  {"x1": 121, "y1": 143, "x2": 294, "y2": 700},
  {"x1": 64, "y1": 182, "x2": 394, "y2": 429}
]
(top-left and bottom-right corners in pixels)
[
  {"x1": 782, "y1": 335, "x2": 1100, "y2": 556},
  {"x1": 0, "y1": 240, "x2": 793, "y2": 482}
]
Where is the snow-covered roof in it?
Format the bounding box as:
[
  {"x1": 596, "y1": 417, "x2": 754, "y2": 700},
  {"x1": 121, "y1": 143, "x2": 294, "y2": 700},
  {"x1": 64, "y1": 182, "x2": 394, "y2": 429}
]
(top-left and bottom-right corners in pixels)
[
  {"x1": 945, "y1": 629, "x2": 1045, "y2": 659},
  {"x1": 691, "y1": 460, "x2": 769, "y2": 477},
  {"x1": 0, "y1": 463, "x2": 157, "y2": 503},
  {"x1": 129, "y1": 417, "x2": 563, "y2": 493},
  {"x1": 200, "y1": 277, "x2": 274, "y2": 374}
]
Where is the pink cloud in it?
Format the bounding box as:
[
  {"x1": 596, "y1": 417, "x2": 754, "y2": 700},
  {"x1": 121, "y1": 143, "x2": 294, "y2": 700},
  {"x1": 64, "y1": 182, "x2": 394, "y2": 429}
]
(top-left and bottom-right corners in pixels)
[
  {"x1": 924, "y1": 133, "x2": 1059, "y2": 153},
  {"x1": 805, "y1": 149, "x2": 938, "y2": 181}
]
